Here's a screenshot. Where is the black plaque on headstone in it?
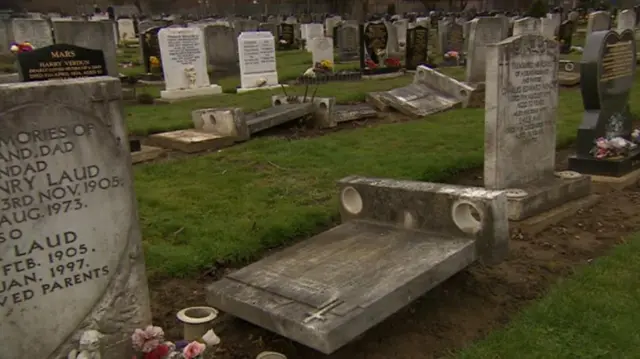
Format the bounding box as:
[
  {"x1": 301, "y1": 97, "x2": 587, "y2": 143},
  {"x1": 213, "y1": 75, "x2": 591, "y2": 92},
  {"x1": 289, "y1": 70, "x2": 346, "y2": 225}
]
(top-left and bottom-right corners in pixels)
[
  {"x1": 16, "y1": 44, "x2": 107, "y2": 82},
  {"x1": 363, "y1": 21, "x2": 389, "y2": 65},
  {"x1": 279, "y1": 23, "x2": 295, "y2": 49},
  {"x1": 568, "y1": 29, "x2": 638, "y2": 176},
  {"x1": 405, "y1": 25, "x2": 428, "y2": 70},
  {"x1": 141, "y1": 26, "x2": 163, "y2": 74}
]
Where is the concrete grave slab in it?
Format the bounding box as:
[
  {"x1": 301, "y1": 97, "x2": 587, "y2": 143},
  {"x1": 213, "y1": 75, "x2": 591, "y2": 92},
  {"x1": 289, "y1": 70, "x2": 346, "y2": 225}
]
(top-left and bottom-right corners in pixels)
[
  {"x1": 379, "y1": 83, "x2": 460, "y2": 118},
  {"x1": 271, "y1": 95, "x2": 336, "y2": 128},
  {"x1": 131, "y1": 145, "x2": 166, "y2": 164},
  {"x1": 247, "y1": 103, "x2": 315, "y2": 133},
  {"x1": 414, "y1": 65, "x2": 483, "y2": 108},
  {"x1": 365, "y1": 92, "x2": 390, "y2": 111},
  {"x1": 334, "y1": 104, "x2": 378, "y2": 123},
  {"x1": 208, "y1": 177, "x2": 508, "y2": 354},
  {"x1": 192, "y1": 107, "x2": 250, "y2": 141},
  {"x1": 147, "y1": 129, "x2": 236, "y2": 153}
]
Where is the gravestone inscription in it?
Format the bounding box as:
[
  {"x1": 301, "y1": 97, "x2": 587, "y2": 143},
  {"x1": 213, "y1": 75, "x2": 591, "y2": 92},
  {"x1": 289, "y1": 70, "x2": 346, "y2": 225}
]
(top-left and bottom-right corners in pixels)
[
  {"x1": 0, "y1": 77, "x2": 151, "y2": 359},
  {"x1": 363, "y1": 21, "x2": 389, "y2": 65},
  {"x1": 569, "y1": 29, "x2": 638, "y2": 176},
  {"x1": 17, "y1": 44, "x2": 107, "y2": 82}
]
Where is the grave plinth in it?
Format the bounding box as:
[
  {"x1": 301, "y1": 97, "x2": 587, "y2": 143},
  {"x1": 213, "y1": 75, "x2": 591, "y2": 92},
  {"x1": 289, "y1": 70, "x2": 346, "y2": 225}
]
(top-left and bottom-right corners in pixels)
[
  {"x1": 568, "y1": 29, "x2": 639, "y2": 178},
  {"x1": 207, "y1": 177, "x2": 508, "y2": 354},
  {"x1": 485, "y1": 34, "x2": 591, "y2": 221}
]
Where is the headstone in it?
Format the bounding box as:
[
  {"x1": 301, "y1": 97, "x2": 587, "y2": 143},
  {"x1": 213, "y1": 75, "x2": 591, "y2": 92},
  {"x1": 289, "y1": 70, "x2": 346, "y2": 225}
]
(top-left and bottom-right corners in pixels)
[
  {"x1": 336, "y1": 22, "x2": 359, "y2": 62},
  {"x1": 442, "y1": 21, "x2": 464, "y2": 54},
  {"x1": 0, "y1": 76, "x2": 151, "y2": 358},
  {"x1": 0, "y1": 19, "x2": 12, "y2": 55},
  {"x1": 117, "y1": 18, "x2": 136, "y2": 42},
  {"x1": 139, "y1": 26, "x2": 163, "y2": 74},
  {"x1": 238, "y1": 31, "x2": 280, "y2": 92},
  {"x1": 311, "y1": 37, "x2": 334, "y2": 67},
  {"x1": 11, "y1": 19, "x2": 53, "y2": 49},
  {"x1": 363, "y1": 21, "x2": 389, "y2": 66},
  {"x1": 586, "y1": 11, "x2": 611, "y2": 34},
  {"x1": 394, "y1": 19, "x2": 409, "y2": 48},
  {"x1": 558, "y1": 20, "x2": 574, "y2": 54},
  {"x1": 568, "y1": 11, "x2": 580, "y2": 22},
  {"x1": 540, "y1": 17, "x2": 557, "y2": 39},
  {"x1": 52, "y1": 21, "x2": 118, "y2": 78},
  {"x1": 405, "y1": 25, "x2": 428, "y2": 70},
  {"x1": 546, "y1": 12, "x2": 562, "y2": 36},
  {"x1": 569, "y1": 29, "x2": 638, "y2": 176},
  {"x1": 484, "y1": 34, "x2": 559, "y2": 189},
  {"x1": 616, "y1": 9, "x2": 636, "y2": 32},
  {"x1": 158, "y1": 27, "x2": 222, "y2": 100},
  {"x1": 278, "y1": 23, "x2": 296, "y2": 49},
  {"x1": 302, "y1": 23, "x2": 323, "y2": 51},
  {"x1": 512, "y1": 17, "x2": 541, "y2": 36},
  {"x1": 466, "y1": 17, "x2": 508, "y2": 84},
  {"x1": 16, "y1": 44, "x2": 107, "y2": 82},
  {"x1": 203, "y1": 25, "x2": 238, "y2": 74}
]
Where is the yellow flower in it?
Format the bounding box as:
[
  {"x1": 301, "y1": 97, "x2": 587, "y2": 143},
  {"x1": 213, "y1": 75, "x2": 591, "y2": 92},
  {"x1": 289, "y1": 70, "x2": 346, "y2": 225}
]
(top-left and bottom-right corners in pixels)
[
  {"x1": 149, "y1": 56, "x2": 160, "y2": 68},
  {"x1": 320, "y1": 59, "x2": 333, "y2": 70}
]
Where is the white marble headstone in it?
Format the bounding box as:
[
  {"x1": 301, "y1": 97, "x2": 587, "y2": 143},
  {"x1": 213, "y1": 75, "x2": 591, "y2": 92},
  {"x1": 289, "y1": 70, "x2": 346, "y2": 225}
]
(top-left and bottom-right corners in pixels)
[
  {"x1": 512, "y1": 17, "x2": 541, "y2": 36},
  {"x1": 311, "y1": 37, "x2": 334, "y2": 67},
  {"x1": 484, "y1": 34, "x2": 559, "y2": 189},
  {"x1": 466, "y1": 17, "x2": 509, "y2": 84},
  {"x1": 617, "y1": 9, "x2": 636, "y2": 32},
  {"x1": 0, "y1": 76, "x2": 151, "y2": 359},
  {"x1": 158, "y1": 27, "x2": 222, "y2": 99},
  {"x1": 11, "y1": 19, "x2": 53, "y2": 49},
  {"x1": 238, "y1": 31, "x2": 280, "y2": 92},
  {"x1": 118, "y1": 18, "x2": 136, "y2": 42}
]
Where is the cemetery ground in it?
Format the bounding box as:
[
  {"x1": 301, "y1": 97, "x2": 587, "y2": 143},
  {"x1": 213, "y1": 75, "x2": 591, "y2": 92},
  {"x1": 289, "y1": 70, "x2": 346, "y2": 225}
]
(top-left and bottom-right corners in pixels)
[{"x1": 126, "y1": 61, "x2": 640, "y2": 358}]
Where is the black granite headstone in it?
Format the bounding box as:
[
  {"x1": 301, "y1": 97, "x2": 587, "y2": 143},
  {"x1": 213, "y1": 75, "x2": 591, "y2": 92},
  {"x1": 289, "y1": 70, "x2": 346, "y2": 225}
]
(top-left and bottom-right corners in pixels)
[
  {"x1": 279, "y1": 23, "x2": 295, "y2": 50},
  {"x1": 140, "y1": 26, "x2": 163, "y2": 74},
  {"x1": 405, "y1": 25, "x2": 428, "y2": 70},
  {"x1": 16, "y1": 44, "x2": 107, "y2": 82},
  {"x1": 363, "y1": 21, "x2": 389, "y2": 65},
  {"x1": 558, "y1": 20, "x2": 574, "y2": 54},
  {"x1": 568, "y1": 29, "x2": 638, "y2": 176}
]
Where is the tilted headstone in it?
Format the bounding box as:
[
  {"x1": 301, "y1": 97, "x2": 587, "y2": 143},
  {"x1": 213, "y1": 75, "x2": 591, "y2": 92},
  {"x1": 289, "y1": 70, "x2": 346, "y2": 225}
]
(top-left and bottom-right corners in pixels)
[
  {"x1": 466, "y1": 17, "x2": 508, "y2": 84},
  {"x1": 586, "y1": 11, "x2": 611, "y2": 35},
  {"x1": 17, "y1": 44, "x2": 107, "y2": 82},
  {"x1": 485, "y1": 34, "x2": 559, "y2": 189},
  {"x1": 237, "y1": 31, "x2": 280, "y2": 92},
  {"x1": 0, "y1": 76, "x2": 151, "y2": 358},
  {"x1": 404, "y1": 25, "x2": 428, "y2": 70},
  {"x1": 158, "y1": 27, "x2": 222, "y2": 100},
  {"x1": 52, "y1": 21, "x2": 118, "y2": 78},
  {"x1": 569, "y1": 29, "x2": 638, "y2": 176}
]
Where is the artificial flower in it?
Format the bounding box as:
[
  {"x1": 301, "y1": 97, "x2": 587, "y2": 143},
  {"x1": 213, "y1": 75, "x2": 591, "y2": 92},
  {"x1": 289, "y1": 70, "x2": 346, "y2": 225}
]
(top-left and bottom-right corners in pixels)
[
  {"x1": 384, "y1": 58, "x2": 401, "y2": 68},
  {"x1": 131, "y1": 325, "x2": 165, "y2": 353},
  {"x1": 303, "y1": 67, "x2": 316, "y2": 77},
  {"x1": 201, "y1": 329, "x2": 221, "y2": 346},
  {"x1": 444, "y1": 51, "x2": 459, "y2": 59},
  {"x1": 144, "y1": 344, "x2": 170, "y2": 359},
  {"x1": 365, "y1": 59, "x2": 378, "y2": 69},
  {"x1": 182, "y1": 341, "x2": 206, "y2": 359},
  {"x1": 149, "y1": 56, "x2": 160, "y2": 68},
  {"x1": 319, "y1": 59, "x2": 333, "y2": 70}
]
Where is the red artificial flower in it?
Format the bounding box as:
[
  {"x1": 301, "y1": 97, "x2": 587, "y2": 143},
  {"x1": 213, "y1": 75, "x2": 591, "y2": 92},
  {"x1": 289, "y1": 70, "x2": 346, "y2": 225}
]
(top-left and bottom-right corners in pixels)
[
  {"x1": 144, "y1": 344, "x2": 170, "y2": 359},
  {"x1": 365, "y1": 59, "x2": 378, "y2": 69},
  {"x1": 384, "y1": 58, "x2": 401, "y2": 68}
]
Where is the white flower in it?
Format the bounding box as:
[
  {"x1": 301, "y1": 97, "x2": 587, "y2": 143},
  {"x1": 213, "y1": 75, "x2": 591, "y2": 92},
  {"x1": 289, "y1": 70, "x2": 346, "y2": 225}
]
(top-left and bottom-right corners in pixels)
[
  {"x1": 201, "y1": 329, "x2": 221, "y2": 346},
  {"x1": 303, "y1": 67, "x2": 316, "y2": 78}
]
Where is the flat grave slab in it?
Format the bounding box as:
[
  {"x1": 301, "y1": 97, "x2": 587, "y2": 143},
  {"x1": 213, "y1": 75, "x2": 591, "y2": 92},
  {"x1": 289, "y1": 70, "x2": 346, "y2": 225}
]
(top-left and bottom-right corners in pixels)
[
  {"x1": 147, "y1": 129, "x2": 236, "y2": 153},
  {"x1": 334, "y1": 104, "x2": 378, "y2": 123},
  {"x1": 379, "y1": 83, "x2": 460, "y2": 118},
  {"x1": 131, "y1": 145, "x2": 165, "y2": 164}
]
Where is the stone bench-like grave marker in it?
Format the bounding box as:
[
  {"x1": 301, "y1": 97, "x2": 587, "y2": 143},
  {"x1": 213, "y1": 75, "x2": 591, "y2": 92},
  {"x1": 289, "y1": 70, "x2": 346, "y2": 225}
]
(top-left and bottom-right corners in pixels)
[
  {"x1": 207, "y1": 177, "x2": 509, "y2": 354},
  {"x1": 157, "y1": 27, "x2": 223, "y2": 101},
  {"x1": 0, "y1": 77, "x2": 151, "y2": 358},
  {"x1": 485, "y1": 34, "x2": 597, "y2": 232},
  {"x1": 373, "y1": 64, "x2": 480, "y2": 117},
  {"x1": 568, "y1": 29, "x2": 640, "y2": 189},
  {"x1": 146, "y1": 97, "x2": 332, "y2": 153}
]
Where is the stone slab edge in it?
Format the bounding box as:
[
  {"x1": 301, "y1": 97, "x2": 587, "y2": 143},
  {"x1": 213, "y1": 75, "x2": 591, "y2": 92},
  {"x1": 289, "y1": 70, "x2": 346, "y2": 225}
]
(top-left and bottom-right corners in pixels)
[{"x1": 413, "y1": 65, "x2": 479, "y2": 108}]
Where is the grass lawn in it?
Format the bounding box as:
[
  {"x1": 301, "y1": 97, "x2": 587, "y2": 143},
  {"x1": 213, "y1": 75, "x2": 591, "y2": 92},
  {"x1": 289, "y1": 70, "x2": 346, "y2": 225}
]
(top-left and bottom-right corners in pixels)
[
  {"x1": 456, "y1": 235, "x2": 640, "y2": 359},
  {"x1": 133, "y1": 71, "x2": 640, "y2": 278}
]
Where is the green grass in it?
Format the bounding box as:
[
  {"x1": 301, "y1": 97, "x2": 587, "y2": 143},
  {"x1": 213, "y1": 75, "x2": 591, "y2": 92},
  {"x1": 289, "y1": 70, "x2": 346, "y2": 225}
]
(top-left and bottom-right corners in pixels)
[
  {"x1": 132, "y1": 72, "x2": 620, "y2": 278},
  {"x1": 456, "y1": 235, "x2": 640, "y2": 359}
]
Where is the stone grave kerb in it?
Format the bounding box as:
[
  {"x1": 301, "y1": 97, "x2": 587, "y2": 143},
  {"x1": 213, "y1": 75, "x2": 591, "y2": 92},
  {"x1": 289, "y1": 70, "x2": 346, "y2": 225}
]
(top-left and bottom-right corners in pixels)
[{"x1": 576, "y1": 29, "x2": 637, "y2": 156}]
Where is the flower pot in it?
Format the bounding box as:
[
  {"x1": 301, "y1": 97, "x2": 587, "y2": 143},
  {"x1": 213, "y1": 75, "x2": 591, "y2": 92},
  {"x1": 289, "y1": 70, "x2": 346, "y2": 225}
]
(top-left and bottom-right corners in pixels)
[
  {"x1": 256, "y1": 351, "x2": 287, "y2": 359},
  {"x1": 176, "y1": 306, "x2": 218, "y2": 341}
]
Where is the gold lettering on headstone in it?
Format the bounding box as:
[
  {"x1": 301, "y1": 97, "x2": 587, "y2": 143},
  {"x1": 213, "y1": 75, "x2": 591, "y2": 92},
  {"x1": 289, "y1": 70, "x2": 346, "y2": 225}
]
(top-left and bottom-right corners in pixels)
[{"x1": 601, "y1": 41, "x2": 633, "y2": 82}]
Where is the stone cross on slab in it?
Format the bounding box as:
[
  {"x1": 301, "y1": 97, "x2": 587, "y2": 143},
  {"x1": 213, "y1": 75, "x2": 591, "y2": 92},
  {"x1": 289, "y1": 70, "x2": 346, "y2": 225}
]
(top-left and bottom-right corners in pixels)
[{"x1": 303, "y1": 298, "x2": 343, "y2": 324}]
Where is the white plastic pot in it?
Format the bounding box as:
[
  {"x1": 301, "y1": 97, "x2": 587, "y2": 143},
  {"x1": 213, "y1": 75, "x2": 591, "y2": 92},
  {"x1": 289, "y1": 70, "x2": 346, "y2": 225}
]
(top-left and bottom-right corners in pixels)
[{"x1": 176, "y1": 306, "x2": 218, "y2": 341}]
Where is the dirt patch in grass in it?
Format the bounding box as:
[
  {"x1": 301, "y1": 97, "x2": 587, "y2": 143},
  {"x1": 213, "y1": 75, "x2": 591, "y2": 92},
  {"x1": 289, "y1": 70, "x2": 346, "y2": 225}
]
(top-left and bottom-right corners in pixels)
[{"x1": 148, "y1": 148, "x2": 640, "y2": 359}]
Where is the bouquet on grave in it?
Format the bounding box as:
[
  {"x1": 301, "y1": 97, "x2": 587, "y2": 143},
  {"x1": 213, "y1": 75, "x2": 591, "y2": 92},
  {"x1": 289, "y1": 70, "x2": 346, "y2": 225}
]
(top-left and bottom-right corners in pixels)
[
  {"x1": 590, "y1": 136, "x2": 637, "y2": 159},
  {"x1": 384, "y1": 57, "x2": 401, "y2": 68},
  {"x1": 131, "y1": 325, "x2": 221, "y2": 359},
  {"x1": 444, "y1": 50, "x2": 459, "y2": 59},
  {"x1": 9, "y1": 41, "x2": 35, "y2": 54}
]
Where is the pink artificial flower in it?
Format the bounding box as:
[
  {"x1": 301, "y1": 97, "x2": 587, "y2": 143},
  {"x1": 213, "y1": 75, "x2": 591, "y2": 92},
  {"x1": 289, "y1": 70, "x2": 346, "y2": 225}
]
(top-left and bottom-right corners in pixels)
[
  {"x1": 131, "y1": 325, "x2": 165, "y2": 353},
  {"x1": 182, "y1": 341, "x2": 206, "y2": 359}
]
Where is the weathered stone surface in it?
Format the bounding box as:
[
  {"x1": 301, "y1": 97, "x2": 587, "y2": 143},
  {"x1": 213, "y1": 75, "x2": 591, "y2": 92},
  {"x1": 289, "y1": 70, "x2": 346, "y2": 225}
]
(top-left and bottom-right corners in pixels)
[
  {"x1": 379, "y1": 83, "x2": 459, "y2": 117},
  {"x1": 246, "y1": 103, "x2": 314, "y2": 133},
  {"x1": 131, "y1": 145, "x2": 165, "y2": 164},
  {"x1": 334, "y1": 104, "x2": 378, "y2": 123},
  {"x1": 207, "y1": 177, "x2": 508, "y2": 354},
  {"x1": 365, "y1": 92, "x2": 390, "y2": 111},
  {"x1": 465, "y1": 17, "x2": 508, "y2": 84},
  {"x1": 0, "y1": 77, "x2": 151, "y2": 359},
  {"x1": 414, "y1": 65, "x2": 481, "y2": 108},
  {"x1": 271, "y1": 96, "x2": 336, "y2": 128},
  {"x1": 147, "y1": 129, "x2": 236, "y2": 153},
  {"x1": 192, "y1": 107, "x2": 250, "y2": 141}
]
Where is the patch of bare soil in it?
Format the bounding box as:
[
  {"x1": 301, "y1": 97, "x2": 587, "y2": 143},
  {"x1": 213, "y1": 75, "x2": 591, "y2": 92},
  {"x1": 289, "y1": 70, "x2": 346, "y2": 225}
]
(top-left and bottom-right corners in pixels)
[{"x1": 149, "y1": 146, "x2": 640, "y2": 359}]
